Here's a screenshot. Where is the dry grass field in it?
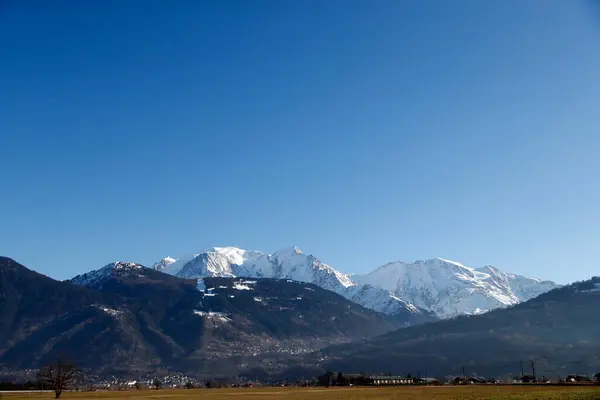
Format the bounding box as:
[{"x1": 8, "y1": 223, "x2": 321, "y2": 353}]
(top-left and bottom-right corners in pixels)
[{"x1": 2, "y1": 386, "x2": 600, "y2": 400}]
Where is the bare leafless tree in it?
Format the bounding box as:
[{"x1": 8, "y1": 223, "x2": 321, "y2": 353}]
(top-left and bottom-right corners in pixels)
[{"x1": 37, "y1": 355, "x2": 81, "y2": 399}]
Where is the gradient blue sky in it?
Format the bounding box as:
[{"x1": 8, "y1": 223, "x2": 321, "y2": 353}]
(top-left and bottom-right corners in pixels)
[{"x1": 1, "y1": 0, "x2": 599, "y2": 283}]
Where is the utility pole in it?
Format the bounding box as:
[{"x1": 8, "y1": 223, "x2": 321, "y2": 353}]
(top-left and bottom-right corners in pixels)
[
  {"x1": 462, "y1": 366, "x2": 466, "y2": 380},
  {"x1": 531, "y1": 360, "x2": 536, "y2": 381},
  {"x1": 520, "y1": 361, "x2": 524, "y2": 378}
]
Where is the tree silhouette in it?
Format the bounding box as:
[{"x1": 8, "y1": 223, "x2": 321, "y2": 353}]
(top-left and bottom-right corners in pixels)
[{"x1": 37, "y1": 355, "x2": 81, "y2": 399}]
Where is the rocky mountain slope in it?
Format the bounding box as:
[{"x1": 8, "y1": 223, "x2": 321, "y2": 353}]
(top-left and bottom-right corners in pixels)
[
  {"x1": 1, "y1": 257, "x2": 412, "y2": 378},
  {"x1": 304, "y1": 276, "x2": 600, "y2": 378},
  {"x1": 154, "y1": 247, "x2": 557, "y2": 318}
]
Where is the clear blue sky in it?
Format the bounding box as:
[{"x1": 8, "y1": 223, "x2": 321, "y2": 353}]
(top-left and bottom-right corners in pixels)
[{"x1": 1, "y1": 0, "x2": 599, "y2": 283}]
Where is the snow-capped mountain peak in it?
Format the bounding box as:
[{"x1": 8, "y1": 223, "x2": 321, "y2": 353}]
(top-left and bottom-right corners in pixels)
[
  {"x1": 274, "y1": 245, "x2": 303, "y2": 255},
  {"x1": 211, "y1": 246, "x2": 248, "y2": 264},
  {"x1": 149, "y1": 246, "x2": 429, "y2": 320},
  {"x1": 111, "y1": 261, "x2": 143, "y2": 270},
  {"x1": 152, "y1": 256, "x2": 176, "y2": 271},
  {"x1": 75, "y1": 248, "x2": 558, "y2": 320},
  {"x1": 167, "y1": 247, "x2": 264, "y2": 279},
  {"x1": 157, "y1": 246, "x2": 354, "y2": 290},
  {"x1": 355, "y1": 258, "x2": 559, "y2": 318},
  {"x1": 69, "y1": 261, "x2": 145, "y2": 288},
  {"x1": 267, "y1": 246, "x2": 354, "y2": 290},
  {"x1": 434, "y1": 258, "x2": 472, "y2": 270}
]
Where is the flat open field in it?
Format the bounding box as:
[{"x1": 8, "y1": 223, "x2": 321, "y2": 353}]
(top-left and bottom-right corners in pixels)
[{"x1": 2, "y1": 386, "x2": 600, "y2": 400}]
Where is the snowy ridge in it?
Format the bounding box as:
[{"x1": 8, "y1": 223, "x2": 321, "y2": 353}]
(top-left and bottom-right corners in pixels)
[
  {"x1": 354, "y1": 258, "x2": 559, "y2": 318},
  {"x1": 70, "y1": 247, "x2": 558, "y2": 319},
  {"x1": 153, "y1": 254, "x2": 196, "y2": 276},
  {"x1": 153, "y1": 246, "x2": 427, "y2": 318},
  {"x1": 152, "y1": 256, "x2": 177, "y2": 272},
  {"x1": 70, "y1": 262, "x2": 145, "y2": 288}
]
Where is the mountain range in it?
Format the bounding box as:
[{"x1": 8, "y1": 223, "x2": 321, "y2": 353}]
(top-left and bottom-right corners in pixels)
[
  {"x1": 0, "y1": 256, "x2": 417, "y2": 377},
  {"x1": 354, "y1": 258, "x2": 558, "y2": 318},
  {"x1": 152, "y1": 246, "x2": 559, "y2": 318},
  {"x1": 0, "y1": 253, "x2": 596, "y2": 380}
]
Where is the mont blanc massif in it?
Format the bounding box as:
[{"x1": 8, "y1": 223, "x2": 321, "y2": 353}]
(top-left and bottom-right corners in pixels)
[
  {"x1": 149, "y1": 246, "x2": 557, "y2": 319},
  {"x1": 4, "y1": 246, "x2": 600, "y2": 379}
]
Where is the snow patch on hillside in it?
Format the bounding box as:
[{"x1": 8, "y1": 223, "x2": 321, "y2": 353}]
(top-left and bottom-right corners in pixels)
[
  {"x1": 233, "y1": 282, "x2": 253, "y2": 291},
  {"x1": 95, "y1": 305, "x2": 123, "y2": 317},
  {"x1": 193, "y1": 310, "x2": 231, "y2": 323},
  {"x1": 582, "y1": 283, "x2": 600, "y2": 293}
]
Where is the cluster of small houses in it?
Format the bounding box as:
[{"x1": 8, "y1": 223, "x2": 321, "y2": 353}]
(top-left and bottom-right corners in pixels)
[
  {"x1": 362, "y1": 374, "x2": 600, "y2": 386},
  {"x1": 366, "y1": 376, "x2": 442, "y2": 385},
  {"x1": 69, "y1": 372, "x2": 600, "y2": 391},
  {"x1": 338, "y1": 374, "x2": 493, "y2": 386},
  {"x1": 313, "y1": 371, "x2": 499, "y2": 387},
  {"x1": 317, "y1": 372, "x2": 600, "y2": 387}
]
